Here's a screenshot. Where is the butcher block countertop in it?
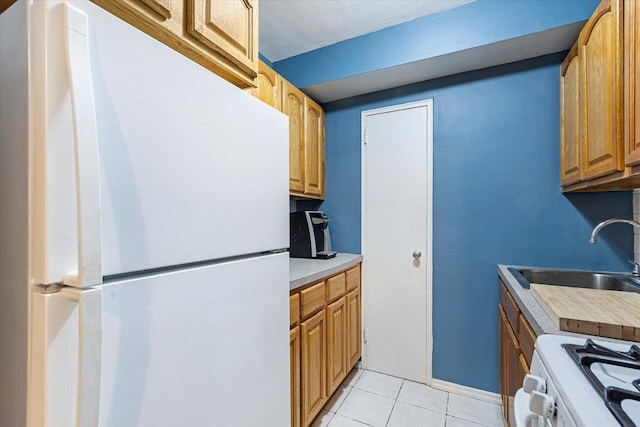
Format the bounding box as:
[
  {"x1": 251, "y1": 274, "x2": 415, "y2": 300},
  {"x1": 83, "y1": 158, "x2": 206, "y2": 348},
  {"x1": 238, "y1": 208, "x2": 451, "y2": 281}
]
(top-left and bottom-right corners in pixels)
[
  {"x1": 289, "y1": 253, "x2": 363, "y2": 291},
  {"x1": 531, "y1": 284, "x2": 640, "y2": 341},
  {"x1": 497, "y1": 265, "x2": 639, "y2": 345}
]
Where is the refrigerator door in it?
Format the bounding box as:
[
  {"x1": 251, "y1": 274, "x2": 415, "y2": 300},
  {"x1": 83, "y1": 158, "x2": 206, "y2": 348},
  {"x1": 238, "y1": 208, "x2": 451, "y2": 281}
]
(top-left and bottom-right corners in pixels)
[
  {"x1": 30, "y1": 0, "x2": 289, "y2": 286},
  {"x1": 30, "y1": 252, "x2": 290, "y2": 427}
]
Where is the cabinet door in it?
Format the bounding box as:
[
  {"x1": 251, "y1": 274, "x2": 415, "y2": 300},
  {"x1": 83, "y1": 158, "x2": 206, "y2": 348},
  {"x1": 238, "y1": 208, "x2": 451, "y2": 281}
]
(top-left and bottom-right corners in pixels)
[
  {"x1": 303, "y1": 97, "x2": 325, "y2": 198},
  {"x1": 290, "y1": 327, "x2": 301, "y2": 427},
  {"x1": 498, "y1": 304, "x2": 509, "y2": 426},
  {"x1": 505, "y1": 313, "x2": 520, "y2": 427},
  {"x1": 580, "y1": 0, "x2": 624, "y2": 180},
  {"x1": 626, "y1": 0, "x2": 640, "y2": 165},
  {"x1": 185, "y1": 0, "x2": 258, "y2": 78},
  {"x1": 91, "y1": 0, "x2": 257, "y2": 88},
  {"x1": 283, "y1": 80, "x2": 305, "y2": 193},
  {"x1": 560, "y1": 44, "x2": 582, "y2": 185},
  {"x1": 346, "y1": 287, "x2": 361, "y2": 369},
  {"x1": 301, "y1": 310, "x2": 327, "y2": 427},
  {"x1": 254, "y1": 60, "x2": 281, "y2": 110},
  {"x1": 326, "y1": 297, "x2": 347, "y2": 395}
]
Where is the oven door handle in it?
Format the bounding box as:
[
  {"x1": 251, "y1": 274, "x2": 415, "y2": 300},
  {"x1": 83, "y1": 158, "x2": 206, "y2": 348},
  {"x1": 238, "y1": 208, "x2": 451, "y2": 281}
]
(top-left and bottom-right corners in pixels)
[{"x1": 513, "y1": 388, "x2": 546, "y2": 427}]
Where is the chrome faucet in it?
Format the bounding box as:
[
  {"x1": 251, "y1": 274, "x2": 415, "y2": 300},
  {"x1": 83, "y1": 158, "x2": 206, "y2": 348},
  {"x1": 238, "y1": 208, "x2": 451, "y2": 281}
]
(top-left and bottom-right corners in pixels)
[{"x1": 590, "y1": 218, "x2": 640, "y2": 276}]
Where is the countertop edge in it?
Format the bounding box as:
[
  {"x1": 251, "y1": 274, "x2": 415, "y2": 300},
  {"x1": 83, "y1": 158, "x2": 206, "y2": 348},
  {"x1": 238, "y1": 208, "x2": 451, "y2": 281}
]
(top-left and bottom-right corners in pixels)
[
  {"x1": 497, "y1": 264, "x2": 638, "y2": 345},
  {"x1": 290, "y1": 253, "x2": 363, "y2": 291}
]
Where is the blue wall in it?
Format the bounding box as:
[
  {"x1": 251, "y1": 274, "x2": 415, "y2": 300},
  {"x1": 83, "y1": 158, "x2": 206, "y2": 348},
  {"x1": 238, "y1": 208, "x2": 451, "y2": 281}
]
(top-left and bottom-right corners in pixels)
[{"x1": 317, "y1": 54, "x2": 632, "y2": 393}]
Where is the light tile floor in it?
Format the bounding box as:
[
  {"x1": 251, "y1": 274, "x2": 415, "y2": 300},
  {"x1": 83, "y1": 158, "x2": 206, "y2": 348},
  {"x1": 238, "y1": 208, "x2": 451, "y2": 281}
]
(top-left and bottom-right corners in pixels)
[{"x1": 311, "y1": 369, "x2": 505, "y2": 427}]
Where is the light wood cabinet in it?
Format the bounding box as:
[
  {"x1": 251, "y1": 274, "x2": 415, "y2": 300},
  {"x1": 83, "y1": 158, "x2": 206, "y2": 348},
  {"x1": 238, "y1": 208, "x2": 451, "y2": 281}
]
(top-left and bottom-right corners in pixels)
[
  {"x1": 580, "y1": 0, "x2": 624, "y2": 180},
  {"x1": 91, "y1": 0, "x2": 258, "y2": 88},
  {"x1": 285, "y1": 83, "x2": 326, "y2": 199},
  {"x1": 326, "y1": 297, "x2": 347, "y2": 395},
  {"x1": 290, "y1": 327, "x2": 301, "y2": 427},
  {"x1": 301, "y1": 309, "x2": 327, "y2": 427},
  {"x1": 303, "y1": 97, "x2": 325, "y2": 198},
  {"x1": 625, "y1": 0, "x2": 640, "y2": 165},
  {"x1": 290, "y1": 263, "x2": 361, "y2": 427},
  {"x1": 559, "y1": 0, "x2": 640, "y2": 191},
  {"x1": 250, "y1": 62, "x2": 327, "y2": 199},
  {"x1": 251, "y1": 60, "x2": 282, "y2": 110},
  {"x1": 560, "y1": 44, "x2": 581, "y2": 186},
  {"x1": 283, "y1": 80, "x2": 306, "y2": 194},
  {"x1": 346, "y1": 287, "x2": 361, "y2": 368},
  {"x1": 498, "y1": 280, "x2": 537, "y2": 427}
]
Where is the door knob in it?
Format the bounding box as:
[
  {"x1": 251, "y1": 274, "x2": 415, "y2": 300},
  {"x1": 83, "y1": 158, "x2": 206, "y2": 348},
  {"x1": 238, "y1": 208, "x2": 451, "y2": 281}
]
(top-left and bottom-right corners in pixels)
[{"x1": 413, "y1": 250, "x2": 422, "y2": 259}]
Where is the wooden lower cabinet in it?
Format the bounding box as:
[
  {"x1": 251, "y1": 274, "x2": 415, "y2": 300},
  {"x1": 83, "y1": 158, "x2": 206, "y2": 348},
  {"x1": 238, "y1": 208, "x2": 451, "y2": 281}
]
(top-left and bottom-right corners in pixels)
[
  {"x1": 301, "y1": 309, "x2": 327, "y2": 427},
  {"x1": 290, "y1": 327, "x2": 301, "y2": 427},
  {"x1": 346, "y1": 287, "x2": 361, "y2": 368},
  {"x1": 326, "y1": 297, "x2": 347, "y2": 395},
  {"x1": 504, "y1": 313, "x2": 519, "y2": 426},
  {"x1": 291, "y1": 263, "x2": 362, "y2": 427},
  {"x1": 498, "y1": 280, "x2": 537, "y2": 427}
]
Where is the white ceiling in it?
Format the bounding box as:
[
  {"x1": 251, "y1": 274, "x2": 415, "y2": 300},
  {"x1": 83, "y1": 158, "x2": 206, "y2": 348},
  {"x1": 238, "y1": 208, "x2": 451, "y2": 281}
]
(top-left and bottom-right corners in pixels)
[{"x1": 259, "y1": 0, "x2": 476, "y2": 62}]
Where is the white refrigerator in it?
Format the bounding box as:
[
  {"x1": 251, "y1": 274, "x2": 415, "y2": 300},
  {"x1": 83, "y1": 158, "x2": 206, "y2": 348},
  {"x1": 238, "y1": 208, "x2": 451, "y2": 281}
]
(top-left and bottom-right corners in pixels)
[{"x1": 0, "y1": 1, "x2": 290, "y2": 426}]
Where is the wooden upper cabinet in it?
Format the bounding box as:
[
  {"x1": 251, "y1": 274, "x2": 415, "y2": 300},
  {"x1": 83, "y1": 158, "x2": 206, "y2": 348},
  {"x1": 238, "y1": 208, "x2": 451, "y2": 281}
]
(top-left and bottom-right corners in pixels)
[
  {"x1": 91, "y1": 0, "x2": 258, "y2": 88},
  {"x1": 283, "y1": 80, "x2": 306, "y2": 194},
  {"x1": 138, "y1": 0, "x2": 173, "y2": 19},
  {"x1": 253, "y1": 60, "x2": 281, "y2": 110},
  {"x1": 580, "y1": 0, "x2": 624, "y2": 180},
  {"x1": 249, "y1": 62, "x2": 327, "y2": 199},
  {"x1": 626, "y1": 0, "x2": 640, "y2": 165},
  {"x1": 304, "y1": 97, "x2": 326, "y2": 198},
  {"x1": 560, "y1": 44, "x2": 582, "y2": 186},
  {"x1": 185, "y1": 0, "x2": 258, "y2": 77}
]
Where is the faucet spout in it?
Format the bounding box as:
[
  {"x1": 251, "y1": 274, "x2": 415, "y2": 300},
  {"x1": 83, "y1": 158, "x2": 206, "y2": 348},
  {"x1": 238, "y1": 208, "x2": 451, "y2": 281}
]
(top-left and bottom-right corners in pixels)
[{"x1": 590, "y1": 218, "x2": 640, "y2": 243}]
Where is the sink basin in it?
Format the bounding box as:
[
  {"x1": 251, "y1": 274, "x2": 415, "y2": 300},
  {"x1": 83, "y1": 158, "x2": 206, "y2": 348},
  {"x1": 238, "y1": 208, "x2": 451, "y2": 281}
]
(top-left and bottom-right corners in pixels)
[{"x1": 507, "y1": 267, "x2": 640, "y2": 294}]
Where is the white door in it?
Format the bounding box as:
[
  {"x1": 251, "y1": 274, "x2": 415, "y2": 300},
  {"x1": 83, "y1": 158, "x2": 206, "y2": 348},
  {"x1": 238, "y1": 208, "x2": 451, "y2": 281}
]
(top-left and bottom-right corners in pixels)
[
  {"x1": 30, "y1": 252, "x2": 290, "y2": 427},
  {"x1": 361, "y1": 100, "x2": 433, "y2": 383}
]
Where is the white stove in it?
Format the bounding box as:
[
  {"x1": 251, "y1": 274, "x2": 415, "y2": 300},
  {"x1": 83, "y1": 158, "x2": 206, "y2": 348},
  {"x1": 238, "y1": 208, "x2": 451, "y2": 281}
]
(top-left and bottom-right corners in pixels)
[{"x1": 514, "y1": 335, "x2": 640, "y2": 427}]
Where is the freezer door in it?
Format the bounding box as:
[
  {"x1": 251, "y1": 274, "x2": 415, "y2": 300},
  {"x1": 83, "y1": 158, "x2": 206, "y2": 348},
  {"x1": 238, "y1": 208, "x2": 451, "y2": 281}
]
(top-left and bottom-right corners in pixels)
[
  {"x1": 30, "y1": 0, "x2": 289, "y2": 286},
  {"x1": 30, "y1": 252, "x2": 290, "y2": 427}
]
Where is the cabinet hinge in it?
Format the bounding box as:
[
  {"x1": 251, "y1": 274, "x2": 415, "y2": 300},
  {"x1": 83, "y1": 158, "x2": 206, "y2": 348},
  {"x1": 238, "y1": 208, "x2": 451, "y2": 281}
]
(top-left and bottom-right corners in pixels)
[{"x1": 363, "y1": 328, "x2": 367, "y2": 344}]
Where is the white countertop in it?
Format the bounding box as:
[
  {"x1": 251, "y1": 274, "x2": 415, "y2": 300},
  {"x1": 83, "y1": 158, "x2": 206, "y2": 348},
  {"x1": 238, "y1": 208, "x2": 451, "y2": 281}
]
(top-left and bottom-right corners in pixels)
[{"x1": 290, "y1": 253, "x2": 363, "y2": 291}]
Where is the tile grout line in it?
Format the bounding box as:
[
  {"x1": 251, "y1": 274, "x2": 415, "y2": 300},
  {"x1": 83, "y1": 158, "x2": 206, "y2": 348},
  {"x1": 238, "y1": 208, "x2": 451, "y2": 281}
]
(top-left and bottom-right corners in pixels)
[
  {"x1": 383, "y1": 379, "x2": 403, "y2": 427},
  {"x1": 444, "y1": 390, "x2": 451, "y2": 426}
]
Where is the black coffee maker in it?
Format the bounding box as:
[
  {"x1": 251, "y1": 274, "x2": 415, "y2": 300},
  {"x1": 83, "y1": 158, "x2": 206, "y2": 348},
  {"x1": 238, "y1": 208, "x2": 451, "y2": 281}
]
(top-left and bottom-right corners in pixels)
[{"x1": 289, "y1": 211, "x2": 336, "y2": 259}]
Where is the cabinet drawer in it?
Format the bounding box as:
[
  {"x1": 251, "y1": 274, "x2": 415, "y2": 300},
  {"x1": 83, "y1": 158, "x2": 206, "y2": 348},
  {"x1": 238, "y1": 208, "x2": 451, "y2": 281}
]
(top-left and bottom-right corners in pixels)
[
  {"x1": 500, "y1": 280, "x2": 520, "y2": 333},
  {"x1": 300, "y1": 281, "x2": 326, "y2": 319},
  {"x1": 326, "y1": 273, "x2": 346, "y2": 303},
  {"x1": 518, "y1": 313, "x2": 537, "y2": 366},
  {"x1": 290, "y1": 293, "x2": 300, "y2": 328},
  {"x1": 346, "y1": 265, "x2": 360, "y2": 292}
]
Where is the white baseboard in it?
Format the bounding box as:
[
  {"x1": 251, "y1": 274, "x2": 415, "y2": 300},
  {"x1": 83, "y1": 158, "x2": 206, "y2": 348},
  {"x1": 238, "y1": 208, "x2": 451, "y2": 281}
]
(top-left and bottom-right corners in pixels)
[{"x1": 430, "y1": 379, "x2": 502, "y2": 405}]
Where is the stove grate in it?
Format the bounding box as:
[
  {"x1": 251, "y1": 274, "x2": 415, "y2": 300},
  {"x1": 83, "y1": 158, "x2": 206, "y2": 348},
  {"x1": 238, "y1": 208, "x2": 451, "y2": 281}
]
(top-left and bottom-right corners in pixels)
[{"x1": 563, "y1": 339, "x2": 640, "y2": 427}]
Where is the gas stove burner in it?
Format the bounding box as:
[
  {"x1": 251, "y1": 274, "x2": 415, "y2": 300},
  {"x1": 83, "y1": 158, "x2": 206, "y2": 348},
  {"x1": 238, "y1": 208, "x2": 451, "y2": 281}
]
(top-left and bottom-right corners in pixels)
[{"x1": 563, "y1": 339, "x2": 640, "y2": 427}]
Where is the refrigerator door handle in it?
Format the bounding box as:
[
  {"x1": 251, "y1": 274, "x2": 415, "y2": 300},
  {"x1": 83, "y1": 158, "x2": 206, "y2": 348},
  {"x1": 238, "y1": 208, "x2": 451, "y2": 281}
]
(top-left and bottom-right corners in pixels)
[
  {"x1": 63, "y1": 287, "x2": 103, "y2": 427},
  {"x1": 62, "y1": 3, "x2": 102, "y2": 288}
]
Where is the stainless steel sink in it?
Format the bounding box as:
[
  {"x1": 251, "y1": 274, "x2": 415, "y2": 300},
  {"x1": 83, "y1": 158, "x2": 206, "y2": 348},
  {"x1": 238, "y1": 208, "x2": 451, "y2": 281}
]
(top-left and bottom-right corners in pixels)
[{"x1": 507, "y1": 267, "x2": 640, "y2": 293}]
